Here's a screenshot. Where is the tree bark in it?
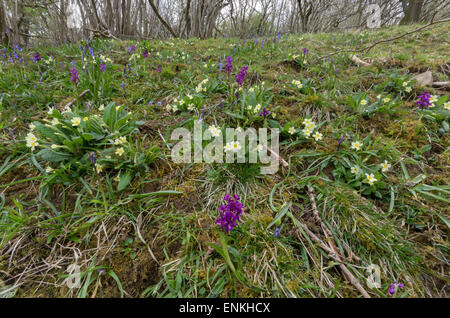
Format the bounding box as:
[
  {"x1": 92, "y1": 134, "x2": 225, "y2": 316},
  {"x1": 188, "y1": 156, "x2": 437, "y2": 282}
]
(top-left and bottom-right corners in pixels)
[{"x1": 147, "y1": 0, "x2": 178, "y2": 38}]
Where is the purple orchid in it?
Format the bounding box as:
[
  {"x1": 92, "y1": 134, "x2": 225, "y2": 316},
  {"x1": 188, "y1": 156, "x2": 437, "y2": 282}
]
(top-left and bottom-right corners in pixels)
[
  {"x1": 216, "y1": 194, "x2": 244, "y2": 233},
  {"x1": 235, "y1": 66, "x2": 248, "y2": 86}
]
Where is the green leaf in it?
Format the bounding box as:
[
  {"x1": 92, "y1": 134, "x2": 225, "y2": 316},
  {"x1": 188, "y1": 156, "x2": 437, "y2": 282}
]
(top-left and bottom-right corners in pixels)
[
  {"x1": 37, "y1": 149, "x2": 72, "y2": 163},
  {"x1": 267, "y1": 203, "x2": 290, "y2": 229},
  {"x1": 117, "y1": 172, "x2": 132, "y2": 191},
  {"x1": 81, "y1": 133, "x2": 94, "y2": 141}
]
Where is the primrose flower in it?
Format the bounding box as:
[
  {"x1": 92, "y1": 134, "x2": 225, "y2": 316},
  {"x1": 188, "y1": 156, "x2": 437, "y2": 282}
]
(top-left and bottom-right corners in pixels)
[
  {"x1": 405, "y1": 86, "x2": 412, "y2": 93},
  {"x1": 83, "y1": 117, "x2": 89, "y2": 122},
  {"x1": 187, "y1": 103, "x2": 195, "y2": 111},
  {"x1": 45, "y1": 166, "x2": 54, "y2": 173},
  {"x1": 292, "y1": 80, "x2": 303, "y2": 89},
  {"x1": 313, "y1": 131, "x2": 323, "y2": 141},
  {"x1": 224, "y1": 141, "x2": 241, "y2": 152},
  {"x1": 365, "y1": 173, "x2": 377, "y2": 185},
  {"x1": 302, "y1": 128, "x2": 312, "y2": 137},
  {"x1": 231, "y1": 141, "x2": 241, "y2": 152},
  {"x1": 208, "y1": 125, "x2": 221, "y2": 137},
  {"x1": 29, "y1": 123, "x2": 36, "y2": 130},
  {"x1": 99, "y1": 104, "x2": 105, "y2": 111},
  {"x1": 381, "y1": 160, "x2": 391, "y2": 172},
  {"x1": 71, "y1": 117, "x2": 81, "y2": 127},
  {"x1": 351, "y1": 141, "x2": 362, "y2": 151},
  {"x1": 402, "y1": 81, "x2": 408, "y2": 87},
  {"x1": 444, "y1": 102, "x2": 450, "y2": 110},
  {"x1": 51, "y1": 118, "x2": 60, "y2": 126},
  {"x1": 95, "y1": 163, "x2": 103, "y2": 173},
  {"x1": 429, "y1": 95, "x2": 438, "y2": 103},
  {"x1": 115, "y1": 147, "x2": 125, "y2": 157},
  {"x1": 383, "y1": 97, "x2": 390, "y2": 103},
  {"x1": 114, "y1": 136, "x2": 126, "y2": 145},
  {"x1": 351, "y1": 166, "x2": 359, "y2": 174},
  {"x1": 303, "y1": 118, "x2": 312, "y2": 126},
  {"x1": 114, "y1": 175, "x2": 121, "y2": 182},
  {"x1": 25, "y1": 132, "x2": 39, "y2": 151},
  {"x1": 288, "y1": 127, "x2": 296, "y2": 135},
  {"x1": 305, "y1": 122, "x2": 316, "y2": 130},
  {"x1": 224, "y1": 143, "x2": 232, "y2": 152},
  {"x1": 360, "y1": 99, "x2": 367, "y2": 105},
  {"x1": 216, "y1": 194, "x2": 244, "y2": 233}
]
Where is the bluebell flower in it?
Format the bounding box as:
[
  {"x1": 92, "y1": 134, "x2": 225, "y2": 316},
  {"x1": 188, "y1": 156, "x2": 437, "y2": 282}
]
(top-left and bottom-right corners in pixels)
[{"x1": 274, "y1": 227, "x2": 280, "y2": 238}]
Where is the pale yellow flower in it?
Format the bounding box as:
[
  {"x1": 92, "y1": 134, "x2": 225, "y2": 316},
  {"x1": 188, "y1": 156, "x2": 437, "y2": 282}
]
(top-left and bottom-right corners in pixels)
[
  {"x1": 351, "y1": 141, "x2": 362, "y2": 151},
  {"x1": 71, "y1": 117, "x2": 81, "y2": 126},
  {"x1": 95, "y1": 163, "x2": 103, "y2": 173},
  {"x1": 365, "y1": 173, "x2": 377, "y2": 185},
  {"x1": 231, "y1": 141, "x2": 241, "y2": 151},
  {"x1": 381, "y1": 160, "x2": 391, "y2": 172},
  {"x1": 115, "y1": 147, "x2": 125, "y2": 157},
  {"x1": 313, "y1": 131, "x2": 323, "y2": 141}
]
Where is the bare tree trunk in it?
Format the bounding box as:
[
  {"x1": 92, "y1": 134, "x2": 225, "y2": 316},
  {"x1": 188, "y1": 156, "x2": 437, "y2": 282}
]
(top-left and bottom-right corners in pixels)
[
  {"x1": 0, "y1": 0, "x2": 8, "y2": 45},
  {"x1": 400, "y1": 0, "x2": 425, "y2": 24},
  {"x1": 147, "y1": 0, "x2": 177, "y2": 37}
]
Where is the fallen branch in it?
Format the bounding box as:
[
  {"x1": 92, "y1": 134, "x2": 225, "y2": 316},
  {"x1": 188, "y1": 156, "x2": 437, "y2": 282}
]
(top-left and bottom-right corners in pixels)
[
  {"x1": 432, "y1": 81, "x2": 450, "y2": 89},
  {"x1": 135, "y1": 213, "x2": 159, "y2": 265},
  {"x1": 350, "y1": 54, "x2": 372, "y2": 67},
  {"x1": 83, "y1": 27, "x2": 119, "y2": 40},
  {"x1": 318, "y1": 18, "x2": 450, "y2": 61},
  {"x1": 263, "y1": 144, "x2": 289, "y2": 168},
  {"x1": 62, "y1": 90, "x2": 89, "y2": 109}
]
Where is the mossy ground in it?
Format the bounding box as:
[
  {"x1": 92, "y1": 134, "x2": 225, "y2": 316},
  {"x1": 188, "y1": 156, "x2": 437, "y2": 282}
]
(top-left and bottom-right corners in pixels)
[{"x1": 0, "y1": 23, "x2": 449, "y2": 298}]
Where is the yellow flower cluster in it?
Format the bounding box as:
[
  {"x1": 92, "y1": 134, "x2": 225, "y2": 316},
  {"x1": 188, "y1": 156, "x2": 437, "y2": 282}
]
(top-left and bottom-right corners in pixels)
[
  {"x1": 291, "y1": 79, "x2": 303, "y2": 90},
  {"x1": 195, "y1": 78, "x2": 209, "y2": 93}
]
